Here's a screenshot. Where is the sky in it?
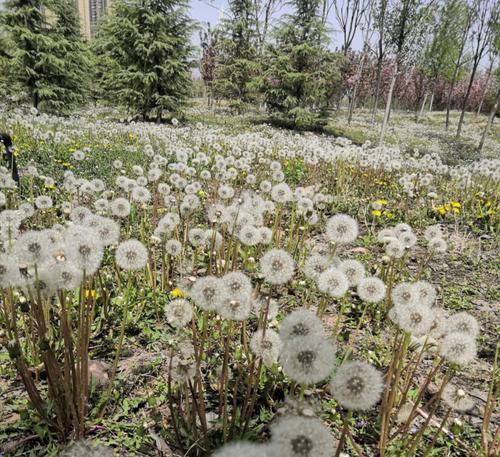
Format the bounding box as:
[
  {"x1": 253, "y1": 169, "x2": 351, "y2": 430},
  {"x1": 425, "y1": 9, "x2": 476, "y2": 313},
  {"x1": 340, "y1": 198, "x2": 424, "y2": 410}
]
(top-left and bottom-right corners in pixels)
[{"x1": 189, "y1": 0, "x2": 365, "y2": 50}]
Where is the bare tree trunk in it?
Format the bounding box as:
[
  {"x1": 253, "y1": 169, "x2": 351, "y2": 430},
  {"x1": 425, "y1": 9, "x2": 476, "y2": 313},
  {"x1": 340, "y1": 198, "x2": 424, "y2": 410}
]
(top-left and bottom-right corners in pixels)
[
  {"x1": 445, "y1": 65, "x2": 460, "y2": 130},
  {"x1": 348, "y1": 43, "x2": 370, "y2": 125},
  {"x1": 371, "y1": 58, "x2": 383, "y2": 124},
  {"x1": 380, "y1": 65, "x2": 398, "y2": 145},
  {"x1": 416, "y1": 92, "x2": 428, "y2": 122},
  {"x1": 477, "y1": 89, "x2": 499, "y2": 153},
  {"x1": 428, "y1": 91, "x2": 434, "y2": 112},
  {"x1": 476, "y1": 57, "x2": 494, "y2": 116},
  {"x1": 456, "y1": 63, "x2": 479, "y2": 138}
]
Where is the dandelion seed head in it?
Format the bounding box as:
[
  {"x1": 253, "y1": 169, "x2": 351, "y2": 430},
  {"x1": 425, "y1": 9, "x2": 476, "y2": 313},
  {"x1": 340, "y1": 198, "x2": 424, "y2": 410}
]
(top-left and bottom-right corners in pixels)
[
  {"x1": 330, "y1": 360, "x2": 383, "y2": 410},
  {"x1": 270, "y1": 415, "x2": 335, "y2": 457},
  {"x1": 190, "y1": 276, "x2": 224, "y2": 311},
  {"x1": 338, "y1": 259, "x2": 365, "y2": 287},
  {"x1": 250, "y1": 329, "x2": 282, "y2": 367},
  {"x1": 325, "y1": 214, "x2": 358, "y2": 244},
  {"x1": 165, "y1": 299, "x2": 193, "y2": 327},
  {"x1": 280, "y1": 308, "x2": 324, "y2": 342},
  {"x1": 446, "y1": 312, "x2": 480, "y2": 338},
  {"x1": 442, "y1": 384, "x2": 474, "y2": 412},
  {"x1": 317, "y1": 268, "x2": 348, "y2": 298},
  {"x1": 280, "y1": 336, "x2": 335, "y2": 384},
  {"x1": 260, "y1": 249, "x2": 295, "y2": 285},
  {"x1": 115, "y1": 239, "x2": 148, "y2": 271},
  {"x1": 439, "y1": 332, "x2": 477, "y2": 365},
  {"x1": 357, "y1": 277, "x2": 386, "y2": 303}
]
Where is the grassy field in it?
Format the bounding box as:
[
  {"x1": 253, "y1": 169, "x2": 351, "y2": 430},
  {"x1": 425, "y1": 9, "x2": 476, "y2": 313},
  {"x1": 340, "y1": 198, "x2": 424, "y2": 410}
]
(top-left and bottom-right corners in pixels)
[{"x1": 0, "y1": 106, "x2": 498, "y2": 456}]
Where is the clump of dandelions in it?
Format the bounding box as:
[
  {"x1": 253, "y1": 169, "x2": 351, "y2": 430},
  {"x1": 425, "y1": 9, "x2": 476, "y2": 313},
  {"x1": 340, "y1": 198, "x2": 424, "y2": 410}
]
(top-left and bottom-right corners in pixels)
[
  {"x1": 325, "y1": 214, "x2": 358, "y2": 244},
  {"x1": 260, "y1": 248, "x2": 295, "y2": 285},
  {"x1": 279, "y1": 308, "x2": 324, "y2": 342},
  {"x1": 115, "y1": 239, "x2": 148, "y2": 271},
  {"x1": 165, "y1": 299, "x2": 193, "y2": 327},
  {"x1": 269, "y1": 415, "x2": 335, "y2": 457},
  {"x1": 330, "y1": 360, "x2": 383, "y2": 411},
  {"x1": 279, "y1": 336, "x2": 335, "y2": 384}
]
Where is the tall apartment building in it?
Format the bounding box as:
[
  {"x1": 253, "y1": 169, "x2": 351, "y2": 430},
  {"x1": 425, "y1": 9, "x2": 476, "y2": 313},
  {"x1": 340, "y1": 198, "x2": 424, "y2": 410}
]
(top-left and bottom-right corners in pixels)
[{"x1": 77, "y1": 0, "x2": 110, "y2": 39}]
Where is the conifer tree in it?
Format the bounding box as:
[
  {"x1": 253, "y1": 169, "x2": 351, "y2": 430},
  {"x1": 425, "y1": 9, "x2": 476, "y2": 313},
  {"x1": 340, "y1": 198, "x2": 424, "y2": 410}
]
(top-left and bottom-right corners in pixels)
[
  {"x1": 1, "y1": 0, "x2": 92, "y2": 112},
  {"x1": 262, "y1": 0, "x2": 342, "y2": 129},
  {"x1": 211, "y1": 0, "x2": 260, "y2": 111},
  {"x1": 95, "y1": 0, "x2": 194, "y2": 121}
]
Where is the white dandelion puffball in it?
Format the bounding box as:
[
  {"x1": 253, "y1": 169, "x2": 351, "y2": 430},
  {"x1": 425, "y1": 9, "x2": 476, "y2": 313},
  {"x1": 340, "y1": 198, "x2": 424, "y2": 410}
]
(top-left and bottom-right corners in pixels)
[
  {"x1": 317, "y1": 268, "x2": 349, "y2": 298},
  {"x1": 391, "y1": 282, "x2": 417, "y2": 307},
  {"x1": 270, "y1": 415, "x2": 335, "y2": 457},
  {"x1": 115, "y1": 239, "x2": 148, "y2": 271},
  {"x1": 165, "y1": 299, "x2": 193, "y2": 327},
  {"x1": 439, "y1": 333, "x2": 477, "y2": 365},
  {"x1": 212, "y1": 441, "x2": 271, "y2": 457},
  {"x1": 428, "y1": 237, "x2": 447, "y2": 253},
  {"x1": 446, "y1": 312, "x2": 480, "y2": 338},
  {"x1": 411, "y1": 280, "x2": 437, "y2": 307},
  {"x1": 338, "y1": 259, "x2": 365, "y2": 287},
  {"x1": 0, "y1": 254, "x2": 21, "y2": 288},
  {"x1": 190, "y1": 276, "x2": 224, "y2": 311},
  {"x1": 280, "y1": 336, "x2": 335, "y2": 384},
  {"x1": 330, "y1": 360, "x2": 383, "y2": 410},
  {"x1": 442, "y1": 384, "x2": 475, "y2": 412},
  {"x1": 391, "y1": 303, "x2": 434, "y2": 336},
  {"x1": 222, "y1": 271, "x2": 253, "y2": 301},
  {"x1": 303, "y1": 254, "x2": 330, "y2": 281},
  {"x1": 58, "y1": 440, "x2": 113, "y2": 457},
  {"x1": 325, "y1": 214, "x2": 358, "y2": 244},
  {"x1": 250, "y1": 329, "x2": 283, "y2": 367},
  {"x1": 260, "y1": 248, "x2": 295, "y2": 285},
  {"x1": 357, "y1": 277, "x2": 386, "y2": 303},
  {"x1": 279, "y1": 308, "x2": 324, "y2": 342}
]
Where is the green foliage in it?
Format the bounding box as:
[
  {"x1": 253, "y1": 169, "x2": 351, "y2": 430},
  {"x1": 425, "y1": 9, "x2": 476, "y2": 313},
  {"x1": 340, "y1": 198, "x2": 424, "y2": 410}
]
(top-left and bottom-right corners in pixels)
[
  {"x1": 94, "y1": 0, "x2": 194, "y2": 121},
  {"x1": 423, "y1": 0, "x2": 470, "y2": 82},
  {"x1": 211, "y1": 0, "x2": 261, "y2": 110},
  {"x1": 261, "y1": 0, "x2": 343, "y2": 128},
  {"x1": 0, "y1": 0, "x2": 92, "y2": 113}
]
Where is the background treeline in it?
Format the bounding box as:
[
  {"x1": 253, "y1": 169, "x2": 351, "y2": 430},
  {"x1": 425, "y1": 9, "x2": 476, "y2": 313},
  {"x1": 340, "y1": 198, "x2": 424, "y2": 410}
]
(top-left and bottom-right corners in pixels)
[{"x1": 0, "y1": 0, "x2": 498, "y2": 137}]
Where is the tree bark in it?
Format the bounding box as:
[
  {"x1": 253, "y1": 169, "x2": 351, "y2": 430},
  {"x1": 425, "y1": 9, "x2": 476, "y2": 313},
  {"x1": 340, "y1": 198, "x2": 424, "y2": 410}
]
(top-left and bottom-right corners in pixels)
[
  {"x1": 371, "y1": 57, "x2": 383, "y2": 124},
  {"x1": 476, "y1": 57, "x2": 494, "y2": 116},
  {"x1": 416, "y1": 92, "x2": 428, "y2": 122},
  {"x1": 477, "y1": 88, "x2": 499, "y2": 153},
  {"x1": 428, "y1": 91, "x2": 434, "y2": 112},
  {"x1": 379, "y1": 64, "x2": 398, "y2": 145},
  {"x1": 456, "y1": 62, "x2": 479, "y2": 138}
]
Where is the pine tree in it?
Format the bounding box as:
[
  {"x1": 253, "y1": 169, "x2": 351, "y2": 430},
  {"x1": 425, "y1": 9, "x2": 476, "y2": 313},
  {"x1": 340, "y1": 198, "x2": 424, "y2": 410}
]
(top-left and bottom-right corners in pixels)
[
  {"x1": 1, "y1": 0, "x2": 92, "y2": 113},
  {"x1": 211, "y1": 0, "x2": 260, "y2": 112},
  {"x1": 262, "y1": 0, "x2": 343, "y2": 129},
  {"x1": 95, "y1": 0, "x2": 194, "y2": 122}
]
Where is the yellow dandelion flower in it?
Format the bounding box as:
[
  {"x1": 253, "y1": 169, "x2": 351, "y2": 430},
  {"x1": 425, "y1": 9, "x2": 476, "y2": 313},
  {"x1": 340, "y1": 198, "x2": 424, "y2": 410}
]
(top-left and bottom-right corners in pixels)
[
  {"x1": 85, "y1": 289, "x2": 97, "y2": 299},
  {"x1": 197, "y1": 190, "x2": 206, "y2": 197},
  {"x1": 450, "y1": 202, "x2": 461, "y2": 208},
  {"x1": 375, "y1": 199, "x2": 388, "y2": 206},
  {"x1": 170, "y1": 288, "x2": 185, "y2": 298},
  {"x1": 371, "y1": 210, "x2": 382, "y2": 217}
]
